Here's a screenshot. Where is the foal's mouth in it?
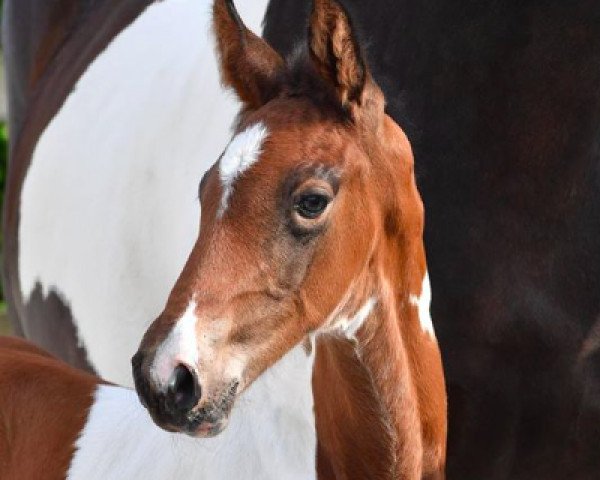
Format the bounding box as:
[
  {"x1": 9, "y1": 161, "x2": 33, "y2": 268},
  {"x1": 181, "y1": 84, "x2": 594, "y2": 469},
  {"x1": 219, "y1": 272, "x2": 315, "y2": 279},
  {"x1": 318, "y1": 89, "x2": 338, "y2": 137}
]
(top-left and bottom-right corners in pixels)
[
  {"x1": 181, "y1": 379, "x2": 240, "y2": 437},
  {"x1": 145, "y1": 379, "x2": 240, "y2": 438}
]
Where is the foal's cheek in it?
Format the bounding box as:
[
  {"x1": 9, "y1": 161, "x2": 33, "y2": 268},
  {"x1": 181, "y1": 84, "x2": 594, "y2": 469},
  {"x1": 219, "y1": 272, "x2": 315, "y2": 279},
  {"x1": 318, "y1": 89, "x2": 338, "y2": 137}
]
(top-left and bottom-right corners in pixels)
[{"x1": 269, "y1": 235, "x2": 317, "y2": 291}]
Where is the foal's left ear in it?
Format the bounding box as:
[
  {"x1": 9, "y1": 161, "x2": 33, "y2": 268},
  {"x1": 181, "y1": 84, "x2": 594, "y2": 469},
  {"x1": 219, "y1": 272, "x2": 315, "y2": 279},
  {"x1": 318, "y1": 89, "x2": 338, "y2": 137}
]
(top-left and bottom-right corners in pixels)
[
  {"x1": 309, "y1": 0, "x2": 381, "y2": 118},
  {"x1": 213, "y1": 0, "x2": 285, "y2": 109}
]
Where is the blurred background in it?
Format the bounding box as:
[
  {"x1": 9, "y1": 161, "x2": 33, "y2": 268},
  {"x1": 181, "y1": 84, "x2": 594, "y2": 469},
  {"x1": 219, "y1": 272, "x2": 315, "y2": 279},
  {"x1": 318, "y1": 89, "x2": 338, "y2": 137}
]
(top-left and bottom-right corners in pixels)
[{"x1": 0, "y1": 0, "x2": 11, "y2": 334}]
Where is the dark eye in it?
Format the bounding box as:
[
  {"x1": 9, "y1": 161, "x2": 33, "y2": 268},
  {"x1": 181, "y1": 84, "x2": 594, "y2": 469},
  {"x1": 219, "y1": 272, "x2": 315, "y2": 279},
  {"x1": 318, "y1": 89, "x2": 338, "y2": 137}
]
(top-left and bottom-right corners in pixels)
[{"x1": 294, "y1": 194, "x2": 330, "y2": 219}]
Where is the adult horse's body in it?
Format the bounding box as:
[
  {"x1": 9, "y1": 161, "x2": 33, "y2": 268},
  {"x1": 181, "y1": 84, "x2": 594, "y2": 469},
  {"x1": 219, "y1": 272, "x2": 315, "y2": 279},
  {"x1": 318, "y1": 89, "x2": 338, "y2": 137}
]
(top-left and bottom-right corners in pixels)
[
  {"x1": 3, "y1": 0, "x2": 270, "y2": 382},
  {"x1": 4, "y1": 0, "x2": 600, "y2": 479}
]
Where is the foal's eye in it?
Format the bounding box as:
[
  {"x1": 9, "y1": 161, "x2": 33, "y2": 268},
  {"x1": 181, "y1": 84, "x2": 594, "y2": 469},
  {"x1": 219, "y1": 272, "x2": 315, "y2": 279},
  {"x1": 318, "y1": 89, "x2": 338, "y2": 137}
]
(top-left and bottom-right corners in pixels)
[{"x1": 294, "y1": 194, "x2": 330, "y2": 219}]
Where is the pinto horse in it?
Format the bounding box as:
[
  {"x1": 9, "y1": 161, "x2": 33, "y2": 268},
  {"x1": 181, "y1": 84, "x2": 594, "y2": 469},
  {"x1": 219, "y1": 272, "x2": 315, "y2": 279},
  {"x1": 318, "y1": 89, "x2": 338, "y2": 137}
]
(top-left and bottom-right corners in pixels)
[
  {"x1": 0, "y1": 1, "x2": 446, "y2": 478},
  {"x1": 3, "y1": 0, "x2": 270, "y2": 383},
  {"x1": 5, "y1": 0, "x2": 600, "y2": 479}
]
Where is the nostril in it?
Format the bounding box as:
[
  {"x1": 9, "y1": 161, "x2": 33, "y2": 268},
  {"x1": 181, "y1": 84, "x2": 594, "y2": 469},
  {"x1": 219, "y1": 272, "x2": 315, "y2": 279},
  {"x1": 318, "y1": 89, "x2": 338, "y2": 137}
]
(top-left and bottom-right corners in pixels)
[{"x1": 166, "y1": 364, "x2": 200, "y2": 415}]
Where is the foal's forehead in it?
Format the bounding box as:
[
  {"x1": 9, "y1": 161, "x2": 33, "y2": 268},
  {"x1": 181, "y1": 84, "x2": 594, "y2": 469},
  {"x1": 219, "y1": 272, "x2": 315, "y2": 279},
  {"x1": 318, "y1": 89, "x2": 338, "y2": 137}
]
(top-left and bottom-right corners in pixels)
[
  {"x1": 243, "y1": 96, "x2": 353, "y2": 149},
  {"x1": 213, "y1": 117, "x2": 348, "y2": 219},
  {"x1": 212, "y1": 99, "x2": 360, "y2": 215}
]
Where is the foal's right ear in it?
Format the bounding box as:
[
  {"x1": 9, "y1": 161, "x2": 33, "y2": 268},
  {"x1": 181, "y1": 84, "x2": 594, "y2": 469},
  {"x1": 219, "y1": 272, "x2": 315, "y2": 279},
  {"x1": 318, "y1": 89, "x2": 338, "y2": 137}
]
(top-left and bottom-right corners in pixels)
[
  {"x1": 308, "y1": 0, "x2": 384, "y2": 127},
  {"x1": 213, "y1": 0, "x2": 285, "y2": 109}
]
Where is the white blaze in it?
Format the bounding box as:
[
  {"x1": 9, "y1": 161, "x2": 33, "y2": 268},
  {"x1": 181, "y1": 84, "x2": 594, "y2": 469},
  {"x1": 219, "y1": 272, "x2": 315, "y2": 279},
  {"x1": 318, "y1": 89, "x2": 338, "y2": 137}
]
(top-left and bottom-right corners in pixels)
[
  {"x1": 218, "y1": 122, "x2": 269, "y2": 217},
  {"x1": 151, "y1": 300, "x2": 199, "y2": 386}
]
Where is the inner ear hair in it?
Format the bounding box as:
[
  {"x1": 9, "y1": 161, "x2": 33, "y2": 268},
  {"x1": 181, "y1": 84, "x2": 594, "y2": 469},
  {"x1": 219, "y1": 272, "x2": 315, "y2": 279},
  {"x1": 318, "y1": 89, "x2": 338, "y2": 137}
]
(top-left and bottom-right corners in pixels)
[{"x1": 308, "y1": 0, "x2": 367, "y2": 108}]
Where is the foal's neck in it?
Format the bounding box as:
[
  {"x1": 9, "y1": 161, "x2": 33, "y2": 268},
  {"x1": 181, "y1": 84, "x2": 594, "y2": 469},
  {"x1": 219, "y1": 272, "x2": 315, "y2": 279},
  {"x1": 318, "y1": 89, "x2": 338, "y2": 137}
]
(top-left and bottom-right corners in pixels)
[{"x1": 313, "y1": 256, "x2": 446, "y2": 479}]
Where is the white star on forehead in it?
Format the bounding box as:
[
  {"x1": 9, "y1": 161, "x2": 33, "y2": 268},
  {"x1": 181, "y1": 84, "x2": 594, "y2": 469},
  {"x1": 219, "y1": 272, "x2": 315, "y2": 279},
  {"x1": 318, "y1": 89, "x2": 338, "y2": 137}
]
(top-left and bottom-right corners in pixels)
[{"x1": 218, "y1": 122, "x2": 269, "y2": 217}]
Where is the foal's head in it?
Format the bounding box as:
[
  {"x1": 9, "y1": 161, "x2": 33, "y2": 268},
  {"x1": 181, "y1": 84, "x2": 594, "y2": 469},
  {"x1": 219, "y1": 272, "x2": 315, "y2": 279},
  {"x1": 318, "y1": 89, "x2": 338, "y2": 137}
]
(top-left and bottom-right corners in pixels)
[{"x1": 133, "y1": 0, "x2": 424, "y2": 437}]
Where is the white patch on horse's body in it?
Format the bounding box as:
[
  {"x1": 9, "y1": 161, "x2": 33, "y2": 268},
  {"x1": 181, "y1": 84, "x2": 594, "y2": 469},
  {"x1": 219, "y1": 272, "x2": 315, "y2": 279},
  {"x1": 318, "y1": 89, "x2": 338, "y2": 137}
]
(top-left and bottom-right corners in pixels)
[
  {"x1": 218, "y1": 123, "x2": 269, "y2": 216},
  {"x1": 337, "y1": 297, "x2": 377, "y2": 339},
  {"x1": 67, "y1": 345, "x2": 317, "y2": 480},
  {"x1": 18, "y1": 0, "x2": 270, "y2": 386},
  {"x1": 151, "y1": 300, "x2": 199, "y2": 386},
  {"x1": 322, "y1": 284, "x2": 377, "y2": 340},
  {"x1": 409, "y1": 271, "x2": 435, "y2": 337}
]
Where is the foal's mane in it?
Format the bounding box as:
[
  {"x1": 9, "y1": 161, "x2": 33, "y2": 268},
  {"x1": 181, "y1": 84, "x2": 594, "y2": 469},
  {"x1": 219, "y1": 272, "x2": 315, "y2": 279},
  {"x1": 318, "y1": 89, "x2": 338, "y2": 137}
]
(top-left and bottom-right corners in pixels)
[{"x1": 281, "y1": 46, "x2": 351, "y2": 122}]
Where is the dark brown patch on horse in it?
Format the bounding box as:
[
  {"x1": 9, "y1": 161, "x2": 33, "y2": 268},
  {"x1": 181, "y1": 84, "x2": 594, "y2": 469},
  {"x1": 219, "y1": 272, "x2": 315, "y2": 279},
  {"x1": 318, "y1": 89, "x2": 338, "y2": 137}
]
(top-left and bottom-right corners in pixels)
[
  {"x1": 23, "y1": 282, "x2": 95, "y2": 373},
  {"x1": 384, "y1": 208, "x2": 400, "y2": 238}
]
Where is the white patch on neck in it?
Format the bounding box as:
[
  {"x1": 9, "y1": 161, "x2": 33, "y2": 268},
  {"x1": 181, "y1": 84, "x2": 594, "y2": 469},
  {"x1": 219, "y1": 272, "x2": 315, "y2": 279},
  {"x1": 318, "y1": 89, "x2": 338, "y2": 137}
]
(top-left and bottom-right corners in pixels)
[
  {"x1": 409, "y1": 271, "x2": 435, "y2": 337},
  {"x1": 218, "y1": 123, "x2": 269, "y2": 217},
  {"x1": 67, "y1": 345, "x2": 316, "y2": 480},
  {"x1": 151, "y1": 300, "x2": 198, "y2": 386},
  {"x1": 331, "y1": 296, "x2": 377, "y2": 340}
]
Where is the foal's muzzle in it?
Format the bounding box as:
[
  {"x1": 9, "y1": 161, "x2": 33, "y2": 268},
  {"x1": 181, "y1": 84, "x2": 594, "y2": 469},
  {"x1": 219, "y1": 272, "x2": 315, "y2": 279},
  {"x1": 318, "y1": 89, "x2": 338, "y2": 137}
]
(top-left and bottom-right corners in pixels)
[
  {"x1": 132, "y1": 350, "x2": 236, "y2": 437},
  {"x1": 132, "y1": 351, "x2": 202, "y2": 433}
]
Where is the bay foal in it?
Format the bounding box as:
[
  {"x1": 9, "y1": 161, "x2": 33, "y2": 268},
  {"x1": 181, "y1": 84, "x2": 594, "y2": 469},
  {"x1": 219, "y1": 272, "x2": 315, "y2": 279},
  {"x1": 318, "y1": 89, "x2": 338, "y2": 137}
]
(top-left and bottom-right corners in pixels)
[
  {"x1": 133, "y1": 0, "x2": 446, "y2": 478},
  {"x1": 0, "y1": 0, "x2": 446, "y2": 478}
]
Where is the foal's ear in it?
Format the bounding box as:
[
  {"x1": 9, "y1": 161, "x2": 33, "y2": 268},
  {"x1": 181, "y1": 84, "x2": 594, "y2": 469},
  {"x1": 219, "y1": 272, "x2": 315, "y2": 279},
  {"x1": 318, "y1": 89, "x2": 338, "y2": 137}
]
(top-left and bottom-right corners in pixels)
[
  {"x1": 309, "y1": 0, "x2": 377, "y2": 115},
  {"x1": 213, "y1": 0, "x2": 284, "y2": 109}
]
